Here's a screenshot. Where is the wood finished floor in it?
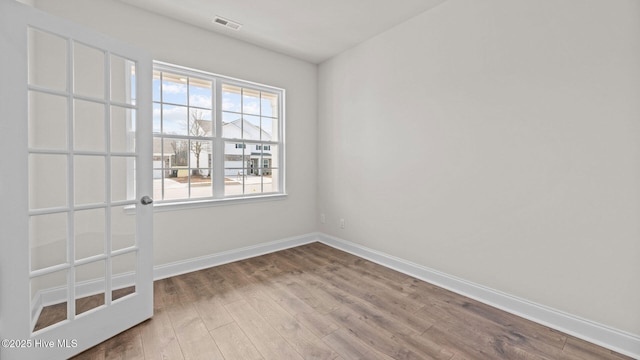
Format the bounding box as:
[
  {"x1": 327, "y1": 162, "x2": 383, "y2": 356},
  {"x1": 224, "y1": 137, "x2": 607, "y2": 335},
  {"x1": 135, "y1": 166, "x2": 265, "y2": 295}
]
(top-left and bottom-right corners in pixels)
[{"x1": 71, "y1": 242, "x2": 632, "y2": 360}]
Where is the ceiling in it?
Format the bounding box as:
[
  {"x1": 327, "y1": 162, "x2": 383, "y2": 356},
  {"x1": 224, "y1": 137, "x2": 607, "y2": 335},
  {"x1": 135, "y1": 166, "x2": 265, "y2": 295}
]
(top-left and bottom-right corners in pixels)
[{"x1": 120, "y1": 0, "x2": 447, "y2": 64}]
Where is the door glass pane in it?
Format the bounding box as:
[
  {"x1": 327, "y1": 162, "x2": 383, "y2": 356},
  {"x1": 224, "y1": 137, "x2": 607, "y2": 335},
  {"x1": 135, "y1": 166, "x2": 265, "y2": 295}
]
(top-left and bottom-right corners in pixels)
[
  {"x1": 112, "y1": 252, "x2": 137, "y2": 301},
  {"x1": 75, "y1": 260, "x2": 105, "y2": 315},
  {"x1": 29, "y1": 154, "x2": 67, "y2": 210},
  {"x1": 28, "y1": 91, "x2": 68, "y2": 150},
  {"x1": 110, "y1": 55, "x2": 136, "y2": 105},
  {"x1": 74, "y1": 99, "x2": 105, "y2": 152},
  {"x1": 111, "y1": 206, "x2": 135, "y2": 251},
  {"x1": 73, "y1": 42, "x2": 105, "y2": 99},
  {"x1": 31, "y1": 269, "x2": 68, "y2": 332},
  {"x1": 111, "y1": 106, "x2": 136, "y2": 153},
  {"x1": 74, "y1": 155, "x2": 105, "y2": 205},
  {"x1": 28, "y1": 27, "x2": 67, "y2": 91},
  {"x1": 74, "y1": 208, "x2": 105, "y2": 260},
  {"x1": 30, "y1": 212, "x2": 67, "y2": 271},
  {"x1": 111, "y1": 156, "x2": 135, "y2": 202}
]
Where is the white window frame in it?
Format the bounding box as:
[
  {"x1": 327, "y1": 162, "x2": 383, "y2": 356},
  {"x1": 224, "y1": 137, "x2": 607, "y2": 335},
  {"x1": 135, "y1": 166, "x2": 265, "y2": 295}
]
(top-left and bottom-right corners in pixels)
[{"x1": 152, "y1": 61, "x2": 286, "y2": 211}]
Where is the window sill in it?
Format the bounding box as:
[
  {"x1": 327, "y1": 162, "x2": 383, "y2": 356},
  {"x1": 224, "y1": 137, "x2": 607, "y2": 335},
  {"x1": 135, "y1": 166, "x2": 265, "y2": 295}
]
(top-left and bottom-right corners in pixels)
[{"x1": 126, "y1": 193, "x2": 288, "y2": 214}]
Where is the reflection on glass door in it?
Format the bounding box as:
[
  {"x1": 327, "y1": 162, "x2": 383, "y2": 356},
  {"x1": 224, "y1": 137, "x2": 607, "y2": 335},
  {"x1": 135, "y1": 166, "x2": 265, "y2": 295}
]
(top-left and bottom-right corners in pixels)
[
  {"x1": 0, "y1": 2, "x2": 153, "y2": 359},
  {"x1": 27, "y1": 26, "x2": 141, "y2": 332}
]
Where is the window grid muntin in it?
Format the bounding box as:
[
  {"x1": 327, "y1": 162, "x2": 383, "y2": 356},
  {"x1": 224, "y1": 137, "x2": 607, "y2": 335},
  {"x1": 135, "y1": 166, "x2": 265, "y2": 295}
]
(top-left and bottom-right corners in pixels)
[
  {"x1": 153, "y1": 63, "x2": 284, "y2": 203},
  {"x1": 154, "y1": 70, "x2": 214, "y2": 201},
  {"x1": 26, "y1": 27, "x2": 142, "y2": 331}
]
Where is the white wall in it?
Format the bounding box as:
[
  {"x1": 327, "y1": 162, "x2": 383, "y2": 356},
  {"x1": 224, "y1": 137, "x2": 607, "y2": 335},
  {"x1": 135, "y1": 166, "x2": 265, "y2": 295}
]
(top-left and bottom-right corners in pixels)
[
  {"x1": 34, "y1": 0, "x2": 317, "y2": 266},
  {"x1": 318, "y1": 0, "x2": 640, "y2": 336}
]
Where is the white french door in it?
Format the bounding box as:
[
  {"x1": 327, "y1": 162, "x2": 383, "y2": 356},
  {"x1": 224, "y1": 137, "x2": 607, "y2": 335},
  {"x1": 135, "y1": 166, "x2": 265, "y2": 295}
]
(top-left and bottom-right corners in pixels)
[{"x1": 0, "y1": 1, "x2": 153, "y2": 359}]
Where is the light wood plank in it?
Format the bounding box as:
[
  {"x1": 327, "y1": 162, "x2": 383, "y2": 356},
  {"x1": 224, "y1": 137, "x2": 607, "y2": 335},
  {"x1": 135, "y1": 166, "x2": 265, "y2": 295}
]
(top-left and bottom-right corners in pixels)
[
  {"x1": 225, "y1": 299, "x2": 304, "y2": 360},
  {"x1": 210, "y1": 322, "x2": 264, "y2": 360},
  {"x1": 244, "y1": 290, "x2": 338, "y2": 360},
  {"x1": 104, "y1": 326, "x2": 145, "y2": 360},
  {"x1": 166, "y1": 302, "x2": 225, "y2": 360},
  {"x1": 323, "y1": 328, "x2": 396, "y2": 360},
  {"x1": 138, "y1": 308, "x2": 184, "y2": 360},
  {"x1": 66, "y1": 242, "x2": 634, "y2": 360}
]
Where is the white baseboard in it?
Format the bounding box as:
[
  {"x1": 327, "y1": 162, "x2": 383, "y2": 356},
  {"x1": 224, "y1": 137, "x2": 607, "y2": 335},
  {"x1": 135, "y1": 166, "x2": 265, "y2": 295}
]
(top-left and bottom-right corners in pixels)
[
  {"x1": 317, "y1": 233, "x2": 640, "y2": 359},
  {"x1": 29, "y1": 233, "x2": 317, "y2": 331},
  {"x1": 152, "y1": 232, "x2": 319, "y2": 280},
  {"x1": 29, "y1": 232, "x2": 639, "y2": 358}
]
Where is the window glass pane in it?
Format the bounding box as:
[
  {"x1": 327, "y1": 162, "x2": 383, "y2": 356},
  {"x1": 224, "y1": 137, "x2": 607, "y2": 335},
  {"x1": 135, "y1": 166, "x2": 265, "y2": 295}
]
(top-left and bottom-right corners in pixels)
[
  {"x1": 74, "y1": 42, "x2": 105, "y2": 99},
  {"x1": 222, "y1": 112, "x2": 242, "y2": 139},
  {"x1": 28, "y1": 28, "x2": 67, "y2": 91},
  {"x1": 264, "y1": 144, "x2": 279, "y2": 169},
  {"x1": 243, "y1": 116, "x2": 260, "y2": 141},
  {"x1": 224, "y1": 141, "x2": 245, "y2": 169},
  {"x1": 30, "y1": 212, "x2": 67, "y2": 271},
  {"x1": 165, "y1": 139, "x2": 189, "y2": 167},
  {"x1": 74, "y1": 155, "x2": 105, "y2": 205},
  {"x1": 189, "y1": 139, "x2": 212, "y2": 170},
  {"x1": 242, "y1": 88, "x2": 260, "y2": 115},
  {"x1": 162, "y1": 104, "x2": 188, "y2": 135},
  {"x1": 29, "y1": 154, "x2": 67, "y2": 210},
  {"x1": 153, "y1": 71, "x2": 161, "y2": 102},
  {"x1": 189, "y1": 168, "x2": 212, "y2": 199},
  {"x1": 29, "y1": 91, "x2": 68, "y2": 150},
  {"x1": 153, "y1": 103, "x2": 161, "y2": 134},
  {"x1": 74, "y1": 208, "x2": 105, "y2": 260},
  {"x1": 74, "y1": 99, "x2": 105, "y2": 152},
  {"x1": 189, "y1": 109, "x2": 212, "y2": 137},
  {"x1": 244, "y1": 171, "x2": 263, "y2": 194},
  {"x1": 261, "y1": 116, "x2": 278, "y2": 141},
  {"x1": 161, "y1": 73, "x2": 188, "y2": 105},
  {"x1": 162, "y1": 138, "x2": 189, "y2": 200},
  {"x1": 263, "y1": 169, "x2": 279, "y2": 193},
  {"x1": 152, "y1": 66, "x2": 284, "y2": 202},
  {"x1": 153, "y1": 167, "x2": 163, "y2": 201},
  {"x1": 189, "y1": 78, "x2": 212, "y2": 109},
  {"x1": 261, "y1": 92, "x2": 278, "y2": 118},
  {"x1": 224, "y1": 169, "x2": 244, "y2": 196},
  {"x1": 222, "y1": 84, "x2": 241, "y2": 112},
  {"x1": 161, "y1": 173, "x2": 188, "y2": 200}
]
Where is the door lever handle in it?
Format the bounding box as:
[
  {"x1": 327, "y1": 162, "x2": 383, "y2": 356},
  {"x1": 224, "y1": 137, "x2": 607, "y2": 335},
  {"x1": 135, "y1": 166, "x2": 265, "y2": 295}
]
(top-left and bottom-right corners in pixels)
[{"x1": 140, "y1": 196, "x2": 153, "y2": 205}]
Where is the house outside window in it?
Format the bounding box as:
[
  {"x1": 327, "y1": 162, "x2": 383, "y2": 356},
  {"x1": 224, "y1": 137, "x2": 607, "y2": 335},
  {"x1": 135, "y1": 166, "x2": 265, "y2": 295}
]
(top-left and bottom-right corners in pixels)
[{"x1": 152, "y1": 62, "x2": 284, "y2": 205}]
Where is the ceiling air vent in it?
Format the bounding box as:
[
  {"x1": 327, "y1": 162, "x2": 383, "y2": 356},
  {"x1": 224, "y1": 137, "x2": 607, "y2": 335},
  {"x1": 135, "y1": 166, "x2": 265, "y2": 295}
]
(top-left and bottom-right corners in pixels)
[{"x1": 213, "y1": 16, "x2": 242, "y2": 31}]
